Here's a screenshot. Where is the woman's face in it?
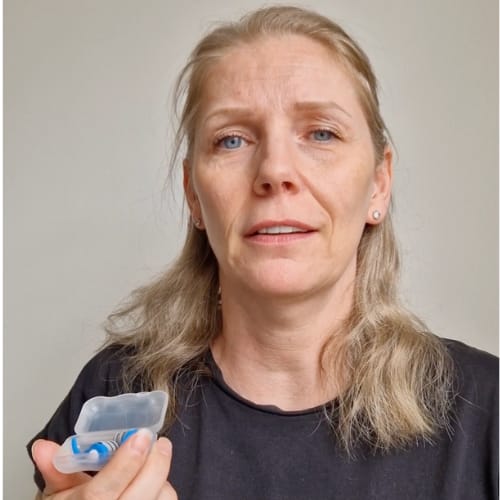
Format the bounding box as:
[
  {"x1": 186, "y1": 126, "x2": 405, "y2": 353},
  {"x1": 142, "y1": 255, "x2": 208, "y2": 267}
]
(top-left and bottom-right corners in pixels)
[{"x1": 184, "y1": 35, "x2": 392, "y2": 300}]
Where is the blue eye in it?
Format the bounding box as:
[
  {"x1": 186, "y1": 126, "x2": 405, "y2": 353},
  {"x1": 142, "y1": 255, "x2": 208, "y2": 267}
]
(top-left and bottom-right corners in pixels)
[
  {"x1": 311, "y1": 129, "x2": 335, "y2": 142},
  {"x1": 220, "y1": 135, "x2": 244, "y2": 149}
]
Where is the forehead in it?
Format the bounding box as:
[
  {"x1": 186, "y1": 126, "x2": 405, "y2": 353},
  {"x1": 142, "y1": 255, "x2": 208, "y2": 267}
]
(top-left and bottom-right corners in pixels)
[{"x1": 199, "y1": 34, "x2": 365, "y2": 121}]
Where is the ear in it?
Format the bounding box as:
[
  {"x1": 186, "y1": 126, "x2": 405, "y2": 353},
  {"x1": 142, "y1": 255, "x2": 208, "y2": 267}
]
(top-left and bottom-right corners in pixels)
[
  {"x1": 183, "y1": 159, "x2": 204, "y2": 228},
  {"x1": 367, "y1": 146, "x2": 393, "y2": 224}
]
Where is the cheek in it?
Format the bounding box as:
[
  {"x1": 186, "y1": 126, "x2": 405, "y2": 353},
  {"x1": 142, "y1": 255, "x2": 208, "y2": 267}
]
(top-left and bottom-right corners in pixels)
[
  {"x1": 347, "y1": 169, "x2": 374, "y2": 212},
  {"x1": 194, "y1": 171, "x2": 245, "y2": 244},
  {"x1": 198, "y1": 189, "x2": 228, "y2": 229},
  {"x1": 323, "y1": 172, "x2": 372, "y2": 257},
  {"x1": 194, "y1": 153, "x2": 253, "y2": 212},
  {"x1": 315, "y1": 161, "x2": 374, "y2": 221}
]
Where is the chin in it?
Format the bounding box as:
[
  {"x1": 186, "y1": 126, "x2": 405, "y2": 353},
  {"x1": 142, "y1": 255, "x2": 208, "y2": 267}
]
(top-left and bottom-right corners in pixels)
[{"x1": 241, "y1": 265, "x2": 321, "y2": 299}]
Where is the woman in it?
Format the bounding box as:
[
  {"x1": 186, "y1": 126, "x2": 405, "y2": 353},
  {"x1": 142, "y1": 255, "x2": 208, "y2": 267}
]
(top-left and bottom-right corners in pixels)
[{"x1": 28, "y1": 6, "x2": 498, "y2": 499}]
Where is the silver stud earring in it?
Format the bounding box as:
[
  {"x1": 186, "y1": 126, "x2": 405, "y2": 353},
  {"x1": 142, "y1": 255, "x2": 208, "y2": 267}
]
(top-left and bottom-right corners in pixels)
[
  {"x1": 193, "y1": 217, "x2": 202, "y2": 228},
  {"x1": 372, "y1": 210, "x2": 381, "y2": 221}
]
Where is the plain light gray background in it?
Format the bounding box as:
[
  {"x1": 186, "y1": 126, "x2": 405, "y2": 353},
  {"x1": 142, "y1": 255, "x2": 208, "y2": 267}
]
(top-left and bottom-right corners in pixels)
[{"x1": 5, "y1": 0, "x2": 498, "y2": 497}]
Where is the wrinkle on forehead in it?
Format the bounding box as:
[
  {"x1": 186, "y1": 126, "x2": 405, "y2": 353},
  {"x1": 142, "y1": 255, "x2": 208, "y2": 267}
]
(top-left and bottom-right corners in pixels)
[{"x1": 199, "y1": 34, "x2": 365, "y2": 125}]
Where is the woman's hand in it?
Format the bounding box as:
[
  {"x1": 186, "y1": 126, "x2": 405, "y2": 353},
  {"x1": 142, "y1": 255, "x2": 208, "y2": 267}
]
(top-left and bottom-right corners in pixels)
[{"x1": 31, "y1": 429, "x2": 177, "y2": 499}]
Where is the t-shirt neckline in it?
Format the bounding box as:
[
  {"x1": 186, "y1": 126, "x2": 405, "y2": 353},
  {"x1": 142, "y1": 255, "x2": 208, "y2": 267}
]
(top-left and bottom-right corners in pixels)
[{"x1": 205, "y1": 349, "x2": 333, "y2": 417}]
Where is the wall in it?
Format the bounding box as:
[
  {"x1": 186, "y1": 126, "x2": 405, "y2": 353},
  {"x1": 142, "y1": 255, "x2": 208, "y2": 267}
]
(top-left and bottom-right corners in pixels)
[{"x1": 5, "y1": 1, "x2": 497, "y2": 498}]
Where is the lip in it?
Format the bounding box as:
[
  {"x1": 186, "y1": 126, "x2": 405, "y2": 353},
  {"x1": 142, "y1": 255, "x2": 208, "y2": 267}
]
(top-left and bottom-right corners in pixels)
[{"x1": 244, "y1": 219, "x2": 316, "y2": 237}]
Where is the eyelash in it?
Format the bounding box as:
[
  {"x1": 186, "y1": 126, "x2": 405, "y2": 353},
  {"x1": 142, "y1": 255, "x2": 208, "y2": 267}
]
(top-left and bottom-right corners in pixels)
[
  {"x1": 213, "y1": 132, "x2": 249, "y2": 150},
  {"x1": 212, "y1": 127, "x2": 341, "y2": 150},
  {"x1": 308, "y1": 128, "x2": 340, "y2": 142}
]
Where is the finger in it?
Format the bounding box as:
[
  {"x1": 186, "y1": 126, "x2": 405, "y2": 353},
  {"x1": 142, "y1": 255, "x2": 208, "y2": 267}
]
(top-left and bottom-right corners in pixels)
[
  {"x1": 121, "y1": 438, "x2": 174, "y2": 499},
  {"x1": 156, "y1": 482, "x2": 178, "y2": 500},
  {"x1": 31, "y1": 439, "x2": 90, "y2": 495},
  {"x1": 82, "y1": 428, "x2": 153, "y2": 497}
]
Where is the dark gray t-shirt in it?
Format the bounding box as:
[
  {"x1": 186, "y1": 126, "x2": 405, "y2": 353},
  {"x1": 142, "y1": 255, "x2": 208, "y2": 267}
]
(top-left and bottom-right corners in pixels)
[{"x1": 28, "y1": 339, "x2": 498, "y2": 499}]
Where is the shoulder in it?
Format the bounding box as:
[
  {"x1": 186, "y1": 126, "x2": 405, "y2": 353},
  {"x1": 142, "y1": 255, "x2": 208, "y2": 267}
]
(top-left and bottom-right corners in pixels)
[
  {"x1": 443, "y1": 338, "x2": 497, "y2": 385},
  {"x1": 444, "y1": 337, "x2": 498, "y2": 368},
  {"x1": 27, "y1": 344, "x2": 137, "y2": 491},
  {"x1": 442, "y1": 337, "x2": 498, "y2": 416},
  {"x1": 72, "y1": 343, "x2": 136, "y2": 398},
  {"x1": 27, "y1": 344, "x2": 137, "y2": 450}
]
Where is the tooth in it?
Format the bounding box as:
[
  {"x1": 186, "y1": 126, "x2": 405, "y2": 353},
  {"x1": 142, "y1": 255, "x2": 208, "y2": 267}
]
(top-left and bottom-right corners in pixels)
[{"x1": 257, "y1": 226, "x2": 308, "y2": 234}]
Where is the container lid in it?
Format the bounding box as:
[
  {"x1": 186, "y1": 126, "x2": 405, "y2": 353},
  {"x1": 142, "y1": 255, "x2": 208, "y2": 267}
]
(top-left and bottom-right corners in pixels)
[{"x1": 74, "y1": 390, "x2": 168, "y2": 434}]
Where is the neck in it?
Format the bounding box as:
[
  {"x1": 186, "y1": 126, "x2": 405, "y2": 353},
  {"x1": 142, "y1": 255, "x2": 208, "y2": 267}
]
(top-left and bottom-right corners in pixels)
[{"x1": 211, "y1": 278, "x2": 353, "y2": 411}]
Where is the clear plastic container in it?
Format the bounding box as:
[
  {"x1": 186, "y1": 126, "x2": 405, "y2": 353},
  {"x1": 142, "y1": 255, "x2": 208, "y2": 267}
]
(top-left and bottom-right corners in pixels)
[{"x1": 53, "y1": 391, "x2": 168, "y2": 473}]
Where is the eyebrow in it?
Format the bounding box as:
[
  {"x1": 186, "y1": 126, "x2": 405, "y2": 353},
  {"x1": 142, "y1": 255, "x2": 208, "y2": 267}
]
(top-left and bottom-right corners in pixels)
[
  {"x1": 202, "y1": 107, "x2": 257, "y2": 126},
  {"x1": 293, "y1": 100, "x2": 352, "y2": 118},
  {"x1": 202, "y1": 100, "x2": 352, "y2": 126}
]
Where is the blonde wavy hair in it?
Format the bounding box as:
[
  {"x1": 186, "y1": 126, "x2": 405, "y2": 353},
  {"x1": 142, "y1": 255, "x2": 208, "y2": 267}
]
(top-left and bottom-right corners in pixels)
[{"x1": 105, "y1": 5, "x2": 454, "y2": 454}]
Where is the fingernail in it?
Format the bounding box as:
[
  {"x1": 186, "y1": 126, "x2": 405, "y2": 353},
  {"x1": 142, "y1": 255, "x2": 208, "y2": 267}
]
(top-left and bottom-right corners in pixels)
[
  {"x1": 129, "y1": 428, "x2": 152, "y2": 454},
  {"x1": 31, "y1": 440, "x2": 40, "y2": 457},
  {"x1": 156, "y1": 437, "x2": 172, "y2": 456}
]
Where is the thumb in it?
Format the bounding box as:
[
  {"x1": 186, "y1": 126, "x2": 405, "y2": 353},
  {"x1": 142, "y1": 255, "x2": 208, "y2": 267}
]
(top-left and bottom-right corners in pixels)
[{"x1": 31, "y1": 439, "x2": 90, "y2": 495}]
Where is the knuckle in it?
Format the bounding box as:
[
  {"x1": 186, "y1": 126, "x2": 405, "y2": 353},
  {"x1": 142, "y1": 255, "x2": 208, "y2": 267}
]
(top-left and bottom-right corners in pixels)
[
  {"x1": 80, "y1": 489, "x2": 103, "y2": 500},
  {"x1": 81, "y1": 479, "x2": 122, "y2": 500},
  {"x1": 109, "y1": 448, "x2": 146, "y2": 476}
]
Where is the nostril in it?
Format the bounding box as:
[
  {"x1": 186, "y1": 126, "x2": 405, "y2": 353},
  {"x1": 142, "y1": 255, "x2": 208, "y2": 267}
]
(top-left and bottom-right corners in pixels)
[{"x1": 253, "y1": 175, "x2": 298, "y2": 196}]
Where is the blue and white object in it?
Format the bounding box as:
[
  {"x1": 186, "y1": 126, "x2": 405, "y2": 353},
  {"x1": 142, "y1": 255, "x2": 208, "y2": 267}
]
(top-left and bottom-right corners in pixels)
[{"x1": 53, "y1": 391, "x2": 168, "y2": 473}]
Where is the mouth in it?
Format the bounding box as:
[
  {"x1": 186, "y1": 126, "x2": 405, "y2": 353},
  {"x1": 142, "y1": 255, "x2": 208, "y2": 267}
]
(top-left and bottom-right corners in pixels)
[
  {"x1": 245, "y1": 220, "x2": 317, "y2": 243},
  {"x1": 254, "y1": 225, "x2": 311, "y2": 235}
]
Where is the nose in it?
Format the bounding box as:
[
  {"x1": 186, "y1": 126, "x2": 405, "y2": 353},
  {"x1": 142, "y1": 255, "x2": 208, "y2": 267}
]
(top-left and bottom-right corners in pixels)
[{"x1": 252, "y1": 130, "x2": 301, "y2": 196}]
